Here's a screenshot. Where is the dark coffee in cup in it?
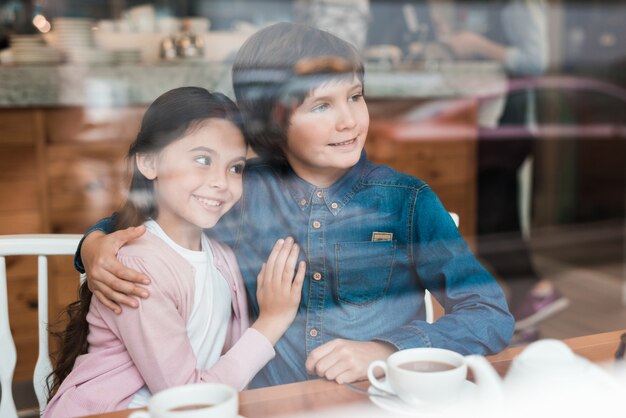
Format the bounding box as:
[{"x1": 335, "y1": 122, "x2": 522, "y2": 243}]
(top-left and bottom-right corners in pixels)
[
  {"x1": 168, "y1": 404, "x2": 214, "y2": 411},
  {"x1": 398, "y1": 360, "x2": 456, "y2": 373}
]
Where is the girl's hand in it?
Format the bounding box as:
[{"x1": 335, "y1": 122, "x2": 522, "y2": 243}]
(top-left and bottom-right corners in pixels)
[
  {"x1": 252, "y1": 237, "x2": 306, "y2": 345},
  {"x1": 82, "y1": 226, "x2": 150, "y2": 314}
]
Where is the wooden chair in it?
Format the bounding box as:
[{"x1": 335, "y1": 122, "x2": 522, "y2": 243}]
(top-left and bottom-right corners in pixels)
[{"x1": 0, "y1": 234, "x2": 82, "y2": 418}]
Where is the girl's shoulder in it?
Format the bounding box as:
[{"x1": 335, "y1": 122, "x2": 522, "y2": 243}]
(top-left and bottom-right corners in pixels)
[
  {"x1": 116, "y1": 231, "x2": 194, "y2": 289},
  {"x1": 117, "y1": 230, "x2": 180, "y2": 259}
]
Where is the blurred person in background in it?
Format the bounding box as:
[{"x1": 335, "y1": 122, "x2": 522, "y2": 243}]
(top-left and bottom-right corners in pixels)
[{"x1": 433, "y1": 0, "x2": 569, "y2": 341}]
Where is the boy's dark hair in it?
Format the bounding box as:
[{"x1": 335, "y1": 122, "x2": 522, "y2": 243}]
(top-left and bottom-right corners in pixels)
[
  {"x1": 46, "y1": 87, "x2": 243, "y2": 403},
  {"x1": 232, "y1": 22, "x2": 365, "y2": 166}
]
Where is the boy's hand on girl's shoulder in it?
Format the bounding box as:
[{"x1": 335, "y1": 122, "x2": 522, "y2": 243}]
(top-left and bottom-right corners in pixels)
[
  {"x1": 305, "y1": 339, "x2": 397, "y2": 384},
  {"x1": 83, "y1": 226, "x2": 151, "y2": 314}
]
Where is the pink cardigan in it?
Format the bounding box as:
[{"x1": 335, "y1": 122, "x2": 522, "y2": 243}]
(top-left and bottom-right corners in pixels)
[{"x1": 44, "y1": 232, "x2": 274, "y2": 418}]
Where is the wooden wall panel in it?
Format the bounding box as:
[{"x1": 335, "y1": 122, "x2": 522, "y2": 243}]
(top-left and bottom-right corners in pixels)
[
  {"x1": 47, "y1": 142, "x2": 131, "y2": 233},
  {"x1": 0, "y1": 110, "x2": 39, "y2": 145},
  {"x1": 366, "y1": 98, "x2": 478, "y2": 242}
]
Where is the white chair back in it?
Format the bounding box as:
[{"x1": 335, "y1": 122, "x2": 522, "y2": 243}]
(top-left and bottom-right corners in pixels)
[
  {"x1": 424, "y1": 212, "x2": 460, "y2": 324},
  {"x1": 0, "y1": 234, "x2": 82, "y2": 418}
]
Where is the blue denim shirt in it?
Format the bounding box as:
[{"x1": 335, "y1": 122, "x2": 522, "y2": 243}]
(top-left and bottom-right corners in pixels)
[{"x1": 76, "y1": 152, "x2": 513, "y2": 388}]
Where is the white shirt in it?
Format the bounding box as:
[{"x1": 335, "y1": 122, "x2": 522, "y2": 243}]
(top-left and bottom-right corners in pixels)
[{"x1": 128, "y1": 220, "x2": 231, "y2": 407}]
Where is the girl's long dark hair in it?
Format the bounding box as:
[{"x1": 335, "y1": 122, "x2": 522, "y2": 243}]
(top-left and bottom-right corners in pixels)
[{"x1": 46, "y1": 87, "x2": 243, "y2": 401}]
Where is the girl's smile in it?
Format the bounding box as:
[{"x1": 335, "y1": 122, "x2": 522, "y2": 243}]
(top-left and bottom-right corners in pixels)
[{"x1": 193, "y1": 195, "x2": 225, "y2": 210}]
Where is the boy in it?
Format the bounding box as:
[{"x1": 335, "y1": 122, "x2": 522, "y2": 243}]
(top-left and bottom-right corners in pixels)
[{"x1": 78, "y1": 22, "x2": 514, "y2": 388}]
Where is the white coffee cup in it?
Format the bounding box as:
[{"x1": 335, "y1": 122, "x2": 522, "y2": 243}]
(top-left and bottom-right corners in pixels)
[
  {"x1": 128, "y1": 383, "x2": 238, "y2": 418},
  {"x1": 368, "y1": 348, "x2": 467, "y2": 406}
]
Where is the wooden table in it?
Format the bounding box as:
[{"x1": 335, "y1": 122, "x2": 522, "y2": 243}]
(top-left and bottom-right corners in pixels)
[{"x1": 83, "y1": 329, "x2": 625, "y2": 418}]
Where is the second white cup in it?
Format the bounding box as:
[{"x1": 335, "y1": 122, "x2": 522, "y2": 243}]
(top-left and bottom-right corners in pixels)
[{"x1": 368, "y1": 347, "x2": 468, "y2": 406}]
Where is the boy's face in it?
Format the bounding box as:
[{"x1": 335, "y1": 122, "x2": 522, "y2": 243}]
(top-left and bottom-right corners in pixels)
[{"x1": 284, "y1": 77, "x2": 369, "y2": 188}]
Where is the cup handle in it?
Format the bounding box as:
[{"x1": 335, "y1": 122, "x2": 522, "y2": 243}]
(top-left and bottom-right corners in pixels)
[
  {"x1": 128, "y1": 411, "x2": 150, "y2": 418},
  {"x1": 367, "y1": 360, "x2": 394, "y2": 394}
]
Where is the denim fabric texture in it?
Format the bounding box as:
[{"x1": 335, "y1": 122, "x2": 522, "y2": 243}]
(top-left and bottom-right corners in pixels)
[
  {"x1": 76, "y1": 151, "x2": 514, "y2": 388},
  {"x1": 212, "y1": 151, "x2": 513, "y2": 387}
]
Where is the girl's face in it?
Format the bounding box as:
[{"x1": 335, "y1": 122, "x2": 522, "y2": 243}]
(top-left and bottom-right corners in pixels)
[
  {"x1": 138, "y1": 118, "x2": 246, "y2": 249},
  {"x1": 284, "y1": 77, "x2": 369, "y2": 188}
]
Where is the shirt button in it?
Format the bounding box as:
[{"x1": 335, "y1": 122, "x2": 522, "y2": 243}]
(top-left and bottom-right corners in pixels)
[
  {"x1": 316, "y1": 191, "x2": 323, "y2": 198},
  {"x1": 313, "y1": 272, "x2": 322, "y2": 281},
  {"x1": 300, "y1": 199, "x2": 307, "y2": 206},
  {"x1": 309, "y1": 329, "x2": 318, "y2": 337},
  {"x1": 331, "y1": 202, "x2": 338, "y2": 209},
  {"x1": 312, "y1": 220, "x2": 321, "y2": 229}
]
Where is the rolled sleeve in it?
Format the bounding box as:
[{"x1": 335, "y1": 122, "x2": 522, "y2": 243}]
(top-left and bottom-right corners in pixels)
[
  {"x1": 74, "y1": 215, "x2": 117, "y2": 273},
  {"x1": 374, "y1": 324, "x2": 432, "y2": 351}
]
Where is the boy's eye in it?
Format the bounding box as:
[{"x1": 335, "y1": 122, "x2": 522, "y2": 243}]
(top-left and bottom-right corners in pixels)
[
  {"x1": 349, "y1": 92, "x2": 364, "y2": 102},
  {"x1": 311, "y1": 103, "x2": 329, "y2": 113},
  {"x1": 195, "y1": 156, "x2": 211, "y2": 165},
  {"x1": 229, "y1": 163, "x2": 245, "y2": 174}
]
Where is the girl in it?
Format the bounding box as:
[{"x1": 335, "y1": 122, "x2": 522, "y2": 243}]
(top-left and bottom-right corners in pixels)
[{"x1": 44, "y1": 87, "x2": 305, "y2": 417}]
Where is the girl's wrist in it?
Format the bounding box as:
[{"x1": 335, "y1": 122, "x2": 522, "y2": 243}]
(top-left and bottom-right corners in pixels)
[{"x1": 251, "y1": 315, "x2": 289, "y2": 346}]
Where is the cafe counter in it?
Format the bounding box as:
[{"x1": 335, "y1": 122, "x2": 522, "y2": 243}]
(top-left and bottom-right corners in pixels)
[{"x1": 0, "y1": 61, "x2": 504, "y2": 106}]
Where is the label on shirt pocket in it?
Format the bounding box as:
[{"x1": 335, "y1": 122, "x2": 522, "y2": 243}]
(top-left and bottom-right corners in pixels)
[
  {"x1": 371, "y1": 231, "x2": 393, "y2": 241},
  {"x1": 334, "y1": 240, "x2": 396, "y2": 306}
]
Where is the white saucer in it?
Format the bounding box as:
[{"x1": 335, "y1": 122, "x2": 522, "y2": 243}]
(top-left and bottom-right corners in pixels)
[{"x1": 368, "y1": 380, "x2": 476, "y2": 416}]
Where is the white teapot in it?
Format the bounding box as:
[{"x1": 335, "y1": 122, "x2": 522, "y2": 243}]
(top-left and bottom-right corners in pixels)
[{"x1": 464, "y1": 339, "x2": 625, "y2": 417}]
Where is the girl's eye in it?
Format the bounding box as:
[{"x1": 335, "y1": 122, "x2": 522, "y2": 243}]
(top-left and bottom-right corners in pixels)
[
  {"x1": 195, "y1": 156, "x2": 211, "y2": 165},
  {"x1": 311, "y1": 103, "x2": 329, "y2": 113},
  {"x1": 229, "y1": 163, "x2": 245, "y2": 174}
]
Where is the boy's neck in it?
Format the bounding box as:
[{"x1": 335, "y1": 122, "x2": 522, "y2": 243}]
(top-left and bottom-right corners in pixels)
[{"x1": 292, "y1": 166, "x2": 350, "y2": 188}]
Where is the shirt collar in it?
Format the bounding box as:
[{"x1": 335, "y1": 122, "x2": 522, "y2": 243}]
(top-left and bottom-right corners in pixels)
[{"x1": 283, "y1": 150, "x2": 369, "y2": 215}]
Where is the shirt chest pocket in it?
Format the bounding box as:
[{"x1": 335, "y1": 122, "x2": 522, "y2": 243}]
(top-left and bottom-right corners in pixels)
[{"x1": 334, "y1": 240, "x2": 396, "y2": 306}]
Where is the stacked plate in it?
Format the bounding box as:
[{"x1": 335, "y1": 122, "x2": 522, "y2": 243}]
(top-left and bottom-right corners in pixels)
[
  {"x1": 52, "y1": 17, "x2": 114, "y2": 65},
  {"x1": 52, "y1": 17, "x2": 94, "y2": 49},
  {"x1": 10, "y1": 34, "x2": 64, "y2": 65}
]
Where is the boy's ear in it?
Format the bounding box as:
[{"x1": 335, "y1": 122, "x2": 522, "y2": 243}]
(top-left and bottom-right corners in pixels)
[
  {"x1": 271, "y1": 99, "x2": 296, "y2": 126},
  {"x1": 136, "y1": 153, "x2": 158, "y2": 180},
  {"x1": 271, "y1": 104, "x2": 287, "y2": 125}
]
